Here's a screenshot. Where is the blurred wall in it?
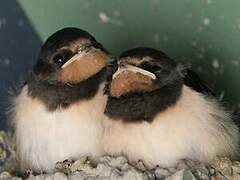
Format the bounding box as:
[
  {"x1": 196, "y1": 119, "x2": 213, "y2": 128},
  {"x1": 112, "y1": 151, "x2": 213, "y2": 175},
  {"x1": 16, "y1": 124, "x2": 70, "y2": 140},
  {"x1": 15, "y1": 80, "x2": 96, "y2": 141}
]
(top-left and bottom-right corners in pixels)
[
  {"x1": 0, "y1": 0, "x2": 239, "y2": 127},
  {"x1": 0, "y1": 0, "x2": 41, "y2": 128}
]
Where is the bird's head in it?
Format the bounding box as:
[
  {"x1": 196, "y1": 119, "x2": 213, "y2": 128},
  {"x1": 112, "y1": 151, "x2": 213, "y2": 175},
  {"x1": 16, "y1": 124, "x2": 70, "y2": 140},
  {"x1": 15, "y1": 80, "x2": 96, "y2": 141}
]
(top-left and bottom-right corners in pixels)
[
  {"x1": 108, "y1": 47, "x2": 184, "y2": 98},
  {"x1": 27, "y1": 28, "x2": 111, "y2": 110},
  {"x1": 104, "y1": 47, "x2": 185, "y2": 121},
  {"x1": 34, "y1": 27, "x2": 109, "y2": 84}
]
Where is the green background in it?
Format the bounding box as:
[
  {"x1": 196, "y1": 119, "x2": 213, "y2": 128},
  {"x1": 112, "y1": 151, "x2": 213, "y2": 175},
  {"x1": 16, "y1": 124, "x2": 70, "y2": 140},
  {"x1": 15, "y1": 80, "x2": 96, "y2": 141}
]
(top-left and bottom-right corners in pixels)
[{"x1": 17, "y1": 0, "x2": 240, "y2": 115}]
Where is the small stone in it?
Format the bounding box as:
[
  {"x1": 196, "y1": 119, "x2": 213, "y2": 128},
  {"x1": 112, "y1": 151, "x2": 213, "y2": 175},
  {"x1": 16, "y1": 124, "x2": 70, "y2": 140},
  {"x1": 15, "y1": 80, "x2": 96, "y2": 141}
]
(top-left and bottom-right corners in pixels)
[
  {"x1": 176, "y1": 160, "x2": 189, "y2": 170},
  {"x1": 208, "y1": 167, "x2": 216, "y2": 175},
  {"x1": 0, "y1": 146, "x2": 7, "y2": 161},
  {"x1": 0, "y1": 171, "x2": 12, "y2": 178},
  {"x1": 55, "y1": 159, "x2": 74, "y2": 174},
  {"x1": 232, "y1": 161, "x2": 240, "y2": 175},
  {"x1": 68, "y1": 172, "x2": 85, "y2": 180},
  {"x1": 154, "y1": 168, "x2": 170, "y2": 179},
  {"x1": 101, "y1": 156, "x2": 128, "y2": 169},
  {"x1": 210, "y1": 157, "x2": 233, "y2": 177},
  {"x1": 135, "y1": 160, "x2": 147, "y2": 171},
  {"x1": 165, "y1": 169, "x2": 185, "y2": 180},
  {"x1": 52, "y1": 172, "x2": 68, "y2": 180},
  {"x1": 168, "y1": 167, "x2": 177, "y2": 173},
  {"x1": 70, "y1": 157, "x2": 89, "y2": 173},
  {"x1": 0, "y1": 172, "x2": 21, "y2": 180},
  {"x1": 182, "y1": 160, "x2": 210, "y2": 180},
  {"x1": 23, "y1": 169, "x2": 34, "y2": 178},
  {"x1": 183, "y1": 170, "x2": 197, "y2": 180},
  {"x1": 194, "y1": 170, "x2": 209, "y2": 180},
  {"x1": 144, "y1": 171, "x2": 155, "y2": 180}
]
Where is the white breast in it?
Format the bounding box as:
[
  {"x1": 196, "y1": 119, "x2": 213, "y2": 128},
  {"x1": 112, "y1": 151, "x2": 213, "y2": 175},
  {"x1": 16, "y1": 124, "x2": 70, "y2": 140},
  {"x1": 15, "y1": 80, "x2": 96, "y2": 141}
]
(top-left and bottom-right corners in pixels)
[
  {"x1": 102, "y1": 86, "x2": 239, "y2": 168},
  {"x1": 12, "y1": 84, "x2": 107, "y2": 173}
]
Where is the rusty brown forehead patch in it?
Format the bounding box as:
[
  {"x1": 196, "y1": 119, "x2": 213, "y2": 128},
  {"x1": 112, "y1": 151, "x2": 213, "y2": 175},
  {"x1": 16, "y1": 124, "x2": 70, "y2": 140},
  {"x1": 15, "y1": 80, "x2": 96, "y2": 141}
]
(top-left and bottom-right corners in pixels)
[
  {"x1": 119, "y1": 56, "x2": 153, "y2": 66},
  {"x1": 110, "y1": 70, "x2": 158, "y2": 98},
  {"x1": 58, "y1": 50, "x2": 108, "y2": 83}
]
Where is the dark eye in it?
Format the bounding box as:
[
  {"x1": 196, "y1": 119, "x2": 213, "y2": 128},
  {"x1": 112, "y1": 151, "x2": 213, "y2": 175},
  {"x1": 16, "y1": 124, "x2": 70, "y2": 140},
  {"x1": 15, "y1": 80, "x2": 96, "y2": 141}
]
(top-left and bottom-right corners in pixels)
[
  {"x1": 153, "y1": 65, "x2": 163, "y2": 73},
  {"x1": 53, "y1": 54, "x2": 66, "y2": 64},
  {"x1": 52, "y1": 50, "x2": 72, "y2": 65},
  {"x1": 142, "y1": 63, "x2": 162, "y2": 73}
]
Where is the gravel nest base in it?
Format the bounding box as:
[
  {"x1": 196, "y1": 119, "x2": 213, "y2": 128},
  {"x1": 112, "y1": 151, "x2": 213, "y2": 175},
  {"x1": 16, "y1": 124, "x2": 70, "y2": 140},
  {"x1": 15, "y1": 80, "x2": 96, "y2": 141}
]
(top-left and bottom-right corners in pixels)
[{"x1": 0, "y1": 131, "x2": 240, "y2": 180}]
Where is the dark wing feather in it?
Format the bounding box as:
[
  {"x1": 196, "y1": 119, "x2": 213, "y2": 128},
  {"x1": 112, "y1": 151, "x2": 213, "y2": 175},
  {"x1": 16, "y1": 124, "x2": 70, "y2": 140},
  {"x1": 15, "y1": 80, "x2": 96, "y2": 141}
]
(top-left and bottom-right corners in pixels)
[{"x1": 183, "y1": 69, "x2": 216, "y2": 97}]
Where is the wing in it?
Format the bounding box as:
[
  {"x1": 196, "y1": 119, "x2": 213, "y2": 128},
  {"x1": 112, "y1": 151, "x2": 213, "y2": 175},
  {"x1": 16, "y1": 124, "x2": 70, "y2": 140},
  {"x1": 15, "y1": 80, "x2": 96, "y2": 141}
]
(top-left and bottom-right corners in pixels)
[{"x1": 183, "y1": 69, "x2": 216, "y2": 97}]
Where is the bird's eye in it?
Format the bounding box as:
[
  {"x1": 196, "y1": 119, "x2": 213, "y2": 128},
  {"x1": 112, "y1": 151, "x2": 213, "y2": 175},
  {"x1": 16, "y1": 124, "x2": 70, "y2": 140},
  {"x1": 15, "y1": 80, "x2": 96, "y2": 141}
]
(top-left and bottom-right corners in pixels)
[
  {"x1": 53, "y1": 54, "x2": 66, "y2": 64},
  {"x1": 142, "y1": 63, "x2": 162, "y2": 73},
  {"x1": 154, "y1": 65, "x2": 163, "y2": 73},
  {"x1": 52, "y1": 50, "x2": 72, "y2": 66}
]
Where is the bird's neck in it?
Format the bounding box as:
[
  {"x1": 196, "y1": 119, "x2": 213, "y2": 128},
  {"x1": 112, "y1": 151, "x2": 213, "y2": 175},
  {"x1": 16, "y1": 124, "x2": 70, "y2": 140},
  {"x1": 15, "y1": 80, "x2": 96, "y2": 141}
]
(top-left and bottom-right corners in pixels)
[
  {"x1": 105, "y1": 81, "x2": 183, "y2": 122},
  {"x1": 27, "y1": 68, "x2": 106, "y2": 111}
]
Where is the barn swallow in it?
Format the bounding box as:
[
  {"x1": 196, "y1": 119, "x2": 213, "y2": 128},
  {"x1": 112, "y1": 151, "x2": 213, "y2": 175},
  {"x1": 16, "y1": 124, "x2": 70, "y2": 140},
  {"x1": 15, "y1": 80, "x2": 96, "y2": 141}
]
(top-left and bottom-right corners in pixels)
[
  {"x1": 103, "y1": 47, "x2": 239, "y2": 168},
  {"x1": 11, "y1": 28, "x2": 110, "y2": 173}
]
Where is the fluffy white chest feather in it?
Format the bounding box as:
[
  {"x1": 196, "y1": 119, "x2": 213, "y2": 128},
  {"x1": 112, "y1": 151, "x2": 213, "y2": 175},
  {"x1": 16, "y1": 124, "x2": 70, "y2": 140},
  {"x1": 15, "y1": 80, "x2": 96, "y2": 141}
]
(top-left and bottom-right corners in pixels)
[
  {"x1": 102, "y1": 86, "x2": 239, "y2": 168},
  {"x1": 13, "y1": 84, "x2": 106, "y2": 172}
]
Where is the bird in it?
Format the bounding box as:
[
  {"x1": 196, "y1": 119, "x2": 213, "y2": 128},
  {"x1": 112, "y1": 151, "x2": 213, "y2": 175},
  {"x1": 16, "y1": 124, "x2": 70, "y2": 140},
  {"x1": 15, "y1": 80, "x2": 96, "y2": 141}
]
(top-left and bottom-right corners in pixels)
[
  {"x1": 102, "y1": 47, "x2": 239, "y2": 169},
  {"x1": 10, "y1": 27, "x2": 110, "y2": 173}
]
